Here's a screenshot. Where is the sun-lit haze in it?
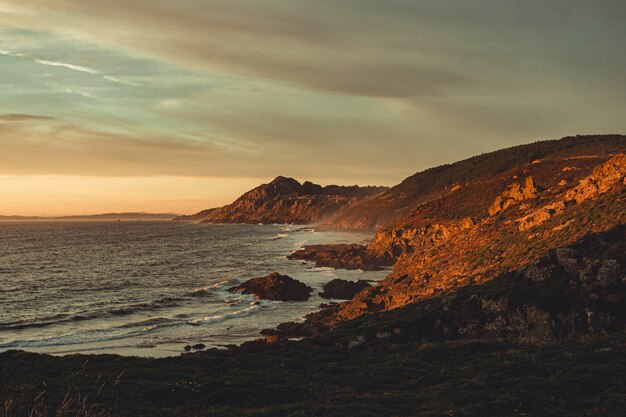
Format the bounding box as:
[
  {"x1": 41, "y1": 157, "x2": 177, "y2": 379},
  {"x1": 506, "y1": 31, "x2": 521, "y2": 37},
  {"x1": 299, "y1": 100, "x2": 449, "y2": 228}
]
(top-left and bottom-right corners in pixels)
[{"x1": 1, "y1": 1, "x2": 625, "y2": 215}]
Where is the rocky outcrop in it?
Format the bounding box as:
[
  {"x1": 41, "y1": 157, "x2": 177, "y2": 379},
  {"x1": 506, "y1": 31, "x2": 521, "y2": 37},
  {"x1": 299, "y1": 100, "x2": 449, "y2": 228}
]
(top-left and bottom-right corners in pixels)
[
  {"x1": 488, "y1": 176, "x2": 537, "y2": 216},
  {"x1": 367, "y1": 217, "x2": 475, "y2": 260},
  {"x1": 288, "y1": 244, "x2": 393, "y2": 271},
  {"x1": 228, "y1": 272, "x2": 313, "y2": 301},
  {"x1": 516, "y1": 154, "x2": 626, "y2": 231},
  {"x1": 174, "y1": 176, "x2": 388, "y2": 224},
  {"x1": 319, "y1": 279, "x2": 371, "y2": 300},
  {"x1": 564, "y1": 153, "x2": 626, "y2": 203}
]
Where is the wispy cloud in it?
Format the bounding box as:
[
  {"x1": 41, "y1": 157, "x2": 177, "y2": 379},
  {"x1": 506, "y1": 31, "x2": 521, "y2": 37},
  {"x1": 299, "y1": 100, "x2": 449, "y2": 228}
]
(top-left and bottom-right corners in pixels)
[
  {"x1": 34, "y1": 58, "x2": 98, "y2": 74},
  {"x1": 102, "y1": 75, "x2": 139, "y2": 86},
  {"x1": 0, "y1": 48, "x2": 25, "y2": 58},
  {"x1": 0, "y1": 114, "x2": 55, "y2": 122}
]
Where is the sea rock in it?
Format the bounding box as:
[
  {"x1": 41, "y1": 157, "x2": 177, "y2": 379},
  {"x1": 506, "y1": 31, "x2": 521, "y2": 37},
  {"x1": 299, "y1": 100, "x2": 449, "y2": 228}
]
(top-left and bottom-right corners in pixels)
[
  {"x1": 228, "y1": 272, "x2": 312, "y2": 301},
  {"x1": 319, "y1": 279, "x2": 371, "y2": 300},
  {"x1": 192, "y1": 343, "x2": 206, "y2": 350}
]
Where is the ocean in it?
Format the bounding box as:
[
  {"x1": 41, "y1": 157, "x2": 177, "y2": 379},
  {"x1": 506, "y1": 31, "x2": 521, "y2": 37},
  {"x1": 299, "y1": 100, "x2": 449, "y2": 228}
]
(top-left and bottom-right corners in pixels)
[{"x1": 0, "y1": 221, "x2": 387, "y2": 357}]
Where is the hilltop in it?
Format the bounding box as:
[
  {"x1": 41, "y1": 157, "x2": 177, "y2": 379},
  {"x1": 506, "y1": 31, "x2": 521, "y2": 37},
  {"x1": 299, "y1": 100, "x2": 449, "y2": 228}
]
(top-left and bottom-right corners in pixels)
[{"x1": 173, "y1": 176, "x2": 388, "y2": 224}]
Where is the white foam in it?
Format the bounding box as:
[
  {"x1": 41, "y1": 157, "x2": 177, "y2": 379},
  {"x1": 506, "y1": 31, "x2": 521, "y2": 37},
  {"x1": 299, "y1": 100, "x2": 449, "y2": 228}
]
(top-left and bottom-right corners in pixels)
[{"x1": 187, "y1": 304, "x2": 259, "y2": 326}]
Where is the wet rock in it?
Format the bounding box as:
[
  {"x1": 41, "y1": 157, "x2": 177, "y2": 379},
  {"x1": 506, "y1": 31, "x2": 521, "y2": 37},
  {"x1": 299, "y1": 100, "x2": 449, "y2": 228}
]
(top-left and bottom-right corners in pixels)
[
  {"x1": 228, "y1": 272, "x2": 313, "y2": 301},
  {"x1": 184, "y1": 345, "x2": 192, "y2": 351},
  {"x1": 192, "y1": 343, "x2": 206, "y2": 350}
]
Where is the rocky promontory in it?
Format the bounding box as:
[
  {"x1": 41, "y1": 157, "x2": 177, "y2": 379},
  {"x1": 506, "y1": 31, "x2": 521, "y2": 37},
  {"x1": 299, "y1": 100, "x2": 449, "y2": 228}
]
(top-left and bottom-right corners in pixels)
[
  {"x1": 288, "y1": 243, "x2": 394, "y2": 271},
  {"x1": 174, "y1": 176, "x2": 388, "y2": 225}
]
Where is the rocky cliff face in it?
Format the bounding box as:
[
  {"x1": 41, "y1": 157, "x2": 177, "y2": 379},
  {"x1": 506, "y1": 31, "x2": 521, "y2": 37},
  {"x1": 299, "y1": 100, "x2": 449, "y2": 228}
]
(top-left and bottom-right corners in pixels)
[{"x1": 174, "y1": 176, "x2": 388, "y2": 224}]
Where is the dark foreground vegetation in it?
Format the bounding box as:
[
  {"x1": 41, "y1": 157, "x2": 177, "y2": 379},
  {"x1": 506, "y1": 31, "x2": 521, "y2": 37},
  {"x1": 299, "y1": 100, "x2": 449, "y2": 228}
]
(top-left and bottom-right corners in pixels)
[{"x1": 2, "y1": 332, "x2": 626, "y2": 417}]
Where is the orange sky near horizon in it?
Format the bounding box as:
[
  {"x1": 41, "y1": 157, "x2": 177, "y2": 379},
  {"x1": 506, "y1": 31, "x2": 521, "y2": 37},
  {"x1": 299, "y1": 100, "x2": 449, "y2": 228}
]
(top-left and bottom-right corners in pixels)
[{"x1": 0, "y1": 176, "x2": 267, "y2": 216}]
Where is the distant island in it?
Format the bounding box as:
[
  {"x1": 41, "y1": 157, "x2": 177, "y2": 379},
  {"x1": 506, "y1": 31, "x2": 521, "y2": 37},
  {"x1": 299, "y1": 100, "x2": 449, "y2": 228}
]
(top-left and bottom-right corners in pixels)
[{"x1": 0, "y1": 212, "x2": 178, "y2": 221}]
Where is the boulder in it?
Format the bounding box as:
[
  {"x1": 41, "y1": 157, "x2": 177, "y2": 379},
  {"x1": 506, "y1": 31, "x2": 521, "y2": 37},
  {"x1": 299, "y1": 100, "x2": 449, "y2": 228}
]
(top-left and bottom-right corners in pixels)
[
  {"x1": 319, "y1": 279, "x2": 371, "y2": 300},
  {"x1": 228, "y1": 272, "x2": 312, "y2": 301}
]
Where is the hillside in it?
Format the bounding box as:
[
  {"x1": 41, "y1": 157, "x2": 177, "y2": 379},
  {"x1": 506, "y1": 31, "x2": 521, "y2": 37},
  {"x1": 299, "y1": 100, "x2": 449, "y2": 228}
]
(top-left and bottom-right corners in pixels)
[
  {"x1": 323, "y1": 135, "x2": 626, "y2": 229},
  {"x1": 173, "y1": 176, "x2": 388, "y2": 224}
]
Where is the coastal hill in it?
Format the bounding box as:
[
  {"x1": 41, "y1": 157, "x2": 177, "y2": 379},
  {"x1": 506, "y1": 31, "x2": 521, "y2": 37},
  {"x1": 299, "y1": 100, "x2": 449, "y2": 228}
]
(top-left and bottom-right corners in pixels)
[
  {"x1": 282, "y1": 145, "x2": 626, "y2": 337},
  {"x1": 322, "y1": 134, "x2": 626, "y2": 229},
  {"x1": 173, "y1": 176, "x2": 388, "y2": 224}
]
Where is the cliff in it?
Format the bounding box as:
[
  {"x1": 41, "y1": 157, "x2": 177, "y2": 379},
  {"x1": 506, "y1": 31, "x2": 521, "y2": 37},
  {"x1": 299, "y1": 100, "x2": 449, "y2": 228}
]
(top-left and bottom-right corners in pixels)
[{"x1": 173, "y1": 176, "x2": 388, "y2": 224}]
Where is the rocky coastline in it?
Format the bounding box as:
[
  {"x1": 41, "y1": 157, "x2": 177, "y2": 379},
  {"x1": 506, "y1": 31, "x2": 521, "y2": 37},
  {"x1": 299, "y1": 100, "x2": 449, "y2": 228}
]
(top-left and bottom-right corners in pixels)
[{"x1": 3, "y1": 135, "x2": 626, "y2": 417}]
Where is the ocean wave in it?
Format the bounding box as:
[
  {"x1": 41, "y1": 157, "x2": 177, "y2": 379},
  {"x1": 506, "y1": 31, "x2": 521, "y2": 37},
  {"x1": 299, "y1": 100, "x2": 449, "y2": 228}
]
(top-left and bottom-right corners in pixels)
[
  {"x1": 187, "y1": 304, "x2": 259, "y2": 326},
  {"x1": 0, "y1": 320, "x2": 171, "y2": 349},
  {"x1": 186, "y1": 279, "x2": 235, "y2": 296},
  {"x1": 269, "y1": 233, "x2": 288, "y2": 240},
  {"x1": 0, "y1": 296, "x2": 187, "y2": 331}
]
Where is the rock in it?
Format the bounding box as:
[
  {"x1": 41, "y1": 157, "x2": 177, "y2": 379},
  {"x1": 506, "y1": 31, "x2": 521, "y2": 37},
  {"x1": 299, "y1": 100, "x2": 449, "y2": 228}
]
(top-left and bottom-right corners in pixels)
[
  {"x1": 263, "y1": 335, "x2": 286, "y2": 345},
  {"x1": 488, "y1": 176, "x2": 537, "y2": 216},
  {"x1": 184, "y1": 345, "x2": 192, "y2": 351},
  {"x1": 319, "y1": 279, "x2": 372, "y2": 300},
  {"x1": 516, "y1": 202, "x2": 566, "y2": 231},
  {"x1": 347, "y1": 335, "x2": 367, "y2": 349},
  {"x1": 228, "y1": 272, "x2": 313, "y2": 301},
  {"x1": 192, "y1": 343, "x2": 206, "y2": 350},
  {"x1": 288, "y1": 244, "x2": 391, "y2": 271},
  {"x1": 565, "y1": 153, "x2": 626, "y2": 203}
]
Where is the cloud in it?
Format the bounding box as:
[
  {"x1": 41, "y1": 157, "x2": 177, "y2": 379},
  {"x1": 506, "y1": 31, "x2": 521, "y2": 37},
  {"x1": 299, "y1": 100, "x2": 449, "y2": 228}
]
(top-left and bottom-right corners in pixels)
[
  {"x1": 0, "y1": 1, "x2": 477, "y2": 98},
  {"x1": 102, "y1": 75, "x2": 139, "y2": 86},
  {"x1": 0, "y1": 1, "x2": 625, "y2": 186},
  {"x1": 0, "y1": 114, "x2": 56, "y2": 121},
  {"x1": 34, "y1": 58, "x2": 99, "y2": 74},
  {"x1": 156, "y1": 99, "x2": 181, "y2": 109},
  {"x1": 0, "y1": 48, "x2": 24, "y2": 57}
]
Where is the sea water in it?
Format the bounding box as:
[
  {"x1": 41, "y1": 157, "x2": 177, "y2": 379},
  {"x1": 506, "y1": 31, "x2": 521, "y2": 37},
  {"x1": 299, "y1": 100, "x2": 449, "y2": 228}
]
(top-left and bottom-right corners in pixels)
[{"x1": 0, "y1": 221, "x2": 387, "y2": 357}]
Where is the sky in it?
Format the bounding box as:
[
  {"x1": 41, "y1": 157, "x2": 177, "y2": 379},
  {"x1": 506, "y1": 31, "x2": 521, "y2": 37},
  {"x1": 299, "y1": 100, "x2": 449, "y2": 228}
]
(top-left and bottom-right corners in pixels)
[{"x1": 1, "y1": 1, "x2": 625, "y2": 216}]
